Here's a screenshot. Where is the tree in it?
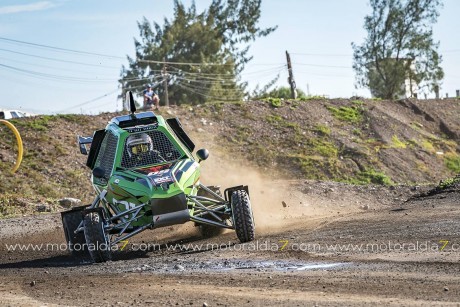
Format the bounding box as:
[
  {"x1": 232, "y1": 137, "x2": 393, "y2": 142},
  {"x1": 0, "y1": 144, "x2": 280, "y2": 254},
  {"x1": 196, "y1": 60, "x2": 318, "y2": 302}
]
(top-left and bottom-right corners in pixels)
[
  {"x1": 120, "y1": 0, "x2": 277, "y2": 105},
  {"x1": 352, "y1": 0, "x2": 444, "y2": 99}
]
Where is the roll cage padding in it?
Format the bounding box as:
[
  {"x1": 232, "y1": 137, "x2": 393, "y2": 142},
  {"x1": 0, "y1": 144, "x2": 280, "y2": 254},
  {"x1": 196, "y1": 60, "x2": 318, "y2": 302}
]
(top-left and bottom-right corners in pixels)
[
  {"x1": 86, "y1": 129, "x2": 106, "y2": 169},
  {"x1": 166, "y1": 117, "x2": 195, "y2": 153}
]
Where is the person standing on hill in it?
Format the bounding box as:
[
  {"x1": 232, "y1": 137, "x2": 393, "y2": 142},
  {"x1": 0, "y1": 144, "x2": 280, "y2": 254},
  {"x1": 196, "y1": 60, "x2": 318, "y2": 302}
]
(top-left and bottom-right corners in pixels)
[{"x1": 143, "y1": 84, "x2": 160, "y2": 110}]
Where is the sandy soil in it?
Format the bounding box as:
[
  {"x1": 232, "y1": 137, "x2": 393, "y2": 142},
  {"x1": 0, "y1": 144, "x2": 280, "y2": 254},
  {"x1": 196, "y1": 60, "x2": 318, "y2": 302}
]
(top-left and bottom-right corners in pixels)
[{"x1": 1, "y1": 180, "x2": 459, "y2": 306}]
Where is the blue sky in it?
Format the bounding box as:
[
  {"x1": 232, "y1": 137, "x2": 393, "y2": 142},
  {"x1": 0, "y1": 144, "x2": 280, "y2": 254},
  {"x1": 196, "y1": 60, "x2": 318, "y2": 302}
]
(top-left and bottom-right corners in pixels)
[{"x1": 0, "y1": 0, "x2": 459, "y2": 114}]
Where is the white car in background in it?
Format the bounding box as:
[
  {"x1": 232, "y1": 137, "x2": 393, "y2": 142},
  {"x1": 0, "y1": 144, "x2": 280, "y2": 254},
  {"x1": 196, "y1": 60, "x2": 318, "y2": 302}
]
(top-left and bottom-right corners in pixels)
[{"x1": 0, "y1": 109, "x2": 32, "y2": 120}]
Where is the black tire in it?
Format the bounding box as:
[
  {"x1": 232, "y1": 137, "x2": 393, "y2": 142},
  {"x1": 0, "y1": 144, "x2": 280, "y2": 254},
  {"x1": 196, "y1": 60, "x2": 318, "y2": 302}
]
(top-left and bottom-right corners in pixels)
[
  {"x1": 83, "y1": 212, "x2": 112, "y2": 263},
  {"x1": 61, "y1": 208, "x2": 90, "y2": 259},
  {"x1": 231, "y1": 190, "x2": 255, "y2": 243}
]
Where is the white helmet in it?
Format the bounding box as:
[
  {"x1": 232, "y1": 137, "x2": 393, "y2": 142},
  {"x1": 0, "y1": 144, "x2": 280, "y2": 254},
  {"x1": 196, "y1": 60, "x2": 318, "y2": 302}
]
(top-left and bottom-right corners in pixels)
[{"x1": 126, "y1": 133, "x2": 153, "y2": 158}]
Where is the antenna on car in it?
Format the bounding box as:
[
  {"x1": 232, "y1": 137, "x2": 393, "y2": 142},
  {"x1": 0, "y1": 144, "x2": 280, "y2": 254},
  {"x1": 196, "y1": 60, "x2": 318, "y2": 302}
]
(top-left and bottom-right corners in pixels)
[{"x1": 126, "y1": 91, "x2": 136, "y2": 115}]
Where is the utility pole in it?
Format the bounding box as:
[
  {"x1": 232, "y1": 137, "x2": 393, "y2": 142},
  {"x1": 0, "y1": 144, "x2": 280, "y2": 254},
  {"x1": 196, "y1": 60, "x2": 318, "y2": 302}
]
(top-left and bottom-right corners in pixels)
[
  {"x1": 163, "y1": 58, "x2": 169, "y2": 107},
  {"x1": 286, "y1": 50, "x2": 297, "y2": 99}
]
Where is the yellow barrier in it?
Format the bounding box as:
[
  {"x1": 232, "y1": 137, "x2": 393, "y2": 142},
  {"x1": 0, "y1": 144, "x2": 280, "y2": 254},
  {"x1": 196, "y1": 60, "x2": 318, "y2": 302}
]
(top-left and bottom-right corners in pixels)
[{"x1": 0, "y1": 119, "x2": 23, "y2": 173}]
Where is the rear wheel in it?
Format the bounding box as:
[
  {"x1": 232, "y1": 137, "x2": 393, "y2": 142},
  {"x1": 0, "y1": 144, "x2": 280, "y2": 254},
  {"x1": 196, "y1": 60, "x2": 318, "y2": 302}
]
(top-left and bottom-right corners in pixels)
[
  {"x1": 83, "y1": 212, "x2": 112, "y2": 263},
  {"x1": 231, "y1": 190, "x2": 255, "y2": 243},
  {"x1": 61, "y1": 207, "x2": 90, "y2": 259}
]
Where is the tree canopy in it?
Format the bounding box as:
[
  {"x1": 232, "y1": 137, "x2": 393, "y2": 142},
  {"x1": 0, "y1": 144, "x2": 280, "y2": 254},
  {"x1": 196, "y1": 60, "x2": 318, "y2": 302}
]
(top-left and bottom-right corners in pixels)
[
  {"x1": 352, "y1": 0, "x2": 444, "y2": 99},
  {"x1": 120, "y1": 0, "x2": 277, "y2": 105}
]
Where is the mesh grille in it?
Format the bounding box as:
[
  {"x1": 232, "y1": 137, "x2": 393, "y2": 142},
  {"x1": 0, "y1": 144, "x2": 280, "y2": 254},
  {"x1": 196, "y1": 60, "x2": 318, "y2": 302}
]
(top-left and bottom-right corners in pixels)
[
  {"x1": 121, "y1": 130, "x2": 182, "y2": 169},
  {"x1": 94, "y1": 131, "x2": 118, "y2": 178}
]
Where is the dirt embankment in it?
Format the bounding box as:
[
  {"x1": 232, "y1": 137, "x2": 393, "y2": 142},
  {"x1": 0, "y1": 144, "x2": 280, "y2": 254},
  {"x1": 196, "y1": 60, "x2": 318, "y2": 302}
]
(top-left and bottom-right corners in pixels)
[
  {"x1": 182, "y1": 98, "x2": 460, "y2": 184},
  {"x1": 0, "y1": 98, "x2": 459, "y2": 216}
]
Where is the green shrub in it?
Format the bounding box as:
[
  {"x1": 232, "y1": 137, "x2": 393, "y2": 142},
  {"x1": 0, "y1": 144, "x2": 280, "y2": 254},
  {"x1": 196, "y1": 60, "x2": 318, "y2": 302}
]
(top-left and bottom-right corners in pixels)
[
  {"x1": 391, "y1": 135, "x2": 406, "y2": 149},
  {"x1": 353, "y1": 169, "x2": 394, "y2": 185},
  {"x1": 327, "y1": 105, "x2": 363, "y2": 123},
  {"x1": 437, "y1": 176, "x2": 460, "y2": 190},
  {"x1": 262, "y1": 97, "x2": 283, "y2": 108},
  {"x1": 444, "y1": 153, "x2": 460, "y2": 173},
  {"x1": 421, "y1": 139, "x2": 435, "y2": 153},
  {"x1": 352, "y1": 100, "x2": 365, "y2": 106},
  {"x1": 314, "y1": 124, "x2": 331, "y2": 136},
  {"x1": 308, "y1": 138, "x2": 338, "y2": 157},
  {"x1": 266, "y1": 114, "x2": 282, "y2": 124}
]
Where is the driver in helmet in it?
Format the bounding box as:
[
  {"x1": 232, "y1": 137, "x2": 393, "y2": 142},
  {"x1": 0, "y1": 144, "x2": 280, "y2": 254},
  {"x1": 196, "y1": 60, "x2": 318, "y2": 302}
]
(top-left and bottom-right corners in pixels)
[
  {"x1": 125, "y1": 133, "x2": 163, "y2": 168},
  {"x1": 127, "y1": 133, "x2": 153, "y2": 158}
]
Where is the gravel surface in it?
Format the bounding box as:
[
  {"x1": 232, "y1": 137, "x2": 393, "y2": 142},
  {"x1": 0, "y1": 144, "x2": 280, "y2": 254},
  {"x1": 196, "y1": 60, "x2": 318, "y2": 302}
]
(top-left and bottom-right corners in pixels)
[{"x1": 1, "y1": 181, "x2": 459, "y2": 306}]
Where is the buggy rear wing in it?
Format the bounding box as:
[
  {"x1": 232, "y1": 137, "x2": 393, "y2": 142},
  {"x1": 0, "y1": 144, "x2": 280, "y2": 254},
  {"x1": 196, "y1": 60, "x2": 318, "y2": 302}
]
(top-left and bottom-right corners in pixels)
[{"x1": 77, "y1": 135, "x2": 93, "y2": 155}]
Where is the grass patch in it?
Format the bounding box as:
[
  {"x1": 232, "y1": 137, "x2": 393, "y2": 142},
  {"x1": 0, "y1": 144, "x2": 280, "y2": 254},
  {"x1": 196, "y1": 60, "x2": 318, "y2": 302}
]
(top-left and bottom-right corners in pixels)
[
  {"x1": 352, "y1": 100, "x2": 365, "y2": 106},
  {"x1": 410, "y1": 122, "x2": 423, "y2": 130},
  {"x1": 262, "y1": 97, "x2": 283, "y2": 108},
  {"x1": 56, "y1": 114, "x2": 83, "y2": 123},
  {"x1": 265, "y1": 114, "x2": 303, "y2": 141},
  {"x1": 314, "y1": 124, "x2": 331, "y2": 136},
  {"x1": 288, "y1": 154, "x2": 340, "y2": 180},
  {"x1": 326, "y1": 105, "x2": 363, "y2": 123},
  {"x1": 11, "y1": 115, "x2": 56, "y2": 131},
  {"x1": 421, "y1": 139, "x2": 435, "y2": 153},
  {"x1": 307, "y1": 138, "x2": 338, "y2": 157},
  {"x1": 266, "y1": 114, "x2": 282, "y2": 124},
  {"x1": 406, "y1": 139, "x2": 418, "y2": 148},
  {"x1": 304, "y1": 95, "x2": 327, "y2": 101},
  {"x1": 353, "y1": 169, "x2": 394, "y2": 185},
  {"x1": 391, "y1": 135, "x2": 407, "y2": 149},
  {"x1": 437, "y1": 176, "x2": 460, "y2": 190},
  {"x1": 444, "y1": 153, "x2": 460, "y2": 173},
  {"x1": 352, "y1": 128, "x2": 363, "y2": 137}
]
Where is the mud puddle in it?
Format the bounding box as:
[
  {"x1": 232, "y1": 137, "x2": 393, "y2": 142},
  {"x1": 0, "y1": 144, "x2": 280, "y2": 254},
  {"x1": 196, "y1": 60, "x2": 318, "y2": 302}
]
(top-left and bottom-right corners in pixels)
[{"x1": 117, "y1": 259, "x2": 350, "y2": 274}]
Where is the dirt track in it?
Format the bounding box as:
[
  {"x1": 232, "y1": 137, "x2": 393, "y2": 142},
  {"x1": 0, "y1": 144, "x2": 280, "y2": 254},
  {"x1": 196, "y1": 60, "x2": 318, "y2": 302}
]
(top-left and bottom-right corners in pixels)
[{"x1": 1, "y1": 181, "x2": 459, "y2": 306}]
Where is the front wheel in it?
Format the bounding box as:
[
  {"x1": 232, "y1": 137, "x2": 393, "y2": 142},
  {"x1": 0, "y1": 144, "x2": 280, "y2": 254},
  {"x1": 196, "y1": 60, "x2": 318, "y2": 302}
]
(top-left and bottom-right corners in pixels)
[
  {"x1": 61, "y1": 207, "x2": 90, "y2": 260},
  {"x1": 231, "y1": 190, "x2": 255, "y2": 243},
  {"x1": 83, "y1": 212, "x2": 112, "y2": 263}
]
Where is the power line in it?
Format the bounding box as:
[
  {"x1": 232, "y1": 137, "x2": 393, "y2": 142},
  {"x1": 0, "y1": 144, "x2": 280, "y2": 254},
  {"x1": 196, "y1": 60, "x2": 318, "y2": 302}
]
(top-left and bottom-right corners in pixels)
[
  {"x1": 0, "y1": 36, "x2": 124, "y2": 59},
  {"x1": 293, "y1": 62, "x2": 352, "y2": 69},
  {"x1": 140, "y1": 59, "x2": 285, "y2": 67},
  {"x1": 175, "y1": 83, "x2": 242, "y2": 101},
  {"x1": 0, "y1": 48, "x2": 119, "y2": 69},
  {"x1": 119, "y1": 74, "x2": 165, "y2": 82},
  {"x1": 242, "y1": 65, "x2": 286, "y2": 75},
  {"x1": 292, "y1": 49, "x2": 460, "y2": 56},
  {"x1": 167, "y1": 67, "x2": 236, "y2": 81},
  {"x1": 175, "y1": 76, "x2": 235, "y2": 85},
  {"x1": 0, "y1": 63, "x2": 118, "y2": 83},
  {"x1": 138, "y1": 59, "x2": 236, "y2": 66},
  {"x1": 295, "y1": 70, "x2": 354, "y2": 78},
  {"x1": 125, "y1": 78, "x2": 166, "y2": 90},
  {"x1": 0, "y1": 55, "x2": 118, "y2": 76},
  {"x1": 167, "y1": 65, "x2": 285, "y2": 81},
  {"x1": 291, "y1": 52, "x2": 352, "y2": 57},
  {"x1": 57, "y1": 89, "x2": 119, "y2": 113},
  {"x1": 174, "y1": 78, "x2": 243, "y2": 93}
]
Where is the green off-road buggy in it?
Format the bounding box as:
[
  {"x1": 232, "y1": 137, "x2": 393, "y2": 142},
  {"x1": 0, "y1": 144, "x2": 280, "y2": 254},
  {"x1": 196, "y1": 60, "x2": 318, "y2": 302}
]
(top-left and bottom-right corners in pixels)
[{"x1": 61, "y1": 92, "x2": 255, "y2": 262}]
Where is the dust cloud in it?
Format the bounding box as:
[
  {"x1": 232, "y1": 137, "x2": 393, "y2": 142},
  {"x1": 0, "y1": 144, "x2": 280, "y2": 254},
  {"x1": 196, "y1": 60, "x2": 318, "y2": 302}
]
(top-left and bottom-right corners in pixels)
[{"x1": 198, "y1": 150, "x2": 319, "y2": 234}]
